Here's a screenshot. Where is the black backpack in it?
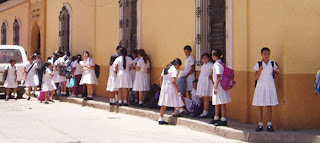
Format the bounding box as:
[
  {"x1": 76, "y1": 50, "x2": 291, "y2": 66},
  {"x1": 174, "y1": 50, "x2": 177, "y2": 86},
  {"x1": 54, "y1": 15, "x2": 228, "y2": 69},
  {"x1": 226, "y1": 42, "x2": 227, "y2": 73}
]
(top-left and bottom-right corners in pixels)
[
  {"x1": 94, "y1": 64, "x2": 100, "y2": 78},
  {"x1": 255, "y1": 61, "x2": 275, "y2": 87}
]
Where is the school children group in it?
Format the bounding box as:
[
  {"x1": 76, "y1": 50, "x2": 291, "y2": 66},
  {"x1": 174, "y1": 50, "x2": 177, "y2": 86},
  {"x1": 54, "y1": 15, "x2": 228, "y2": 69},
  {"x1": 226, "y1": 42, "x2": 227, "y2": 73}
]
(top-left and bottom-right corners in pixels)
[
  {"x1": 3, "y1": 50, "x2": 98, "y2": 104},
  {"x1": 2, "y1": 45, "x2": 280, "y2": 132}
]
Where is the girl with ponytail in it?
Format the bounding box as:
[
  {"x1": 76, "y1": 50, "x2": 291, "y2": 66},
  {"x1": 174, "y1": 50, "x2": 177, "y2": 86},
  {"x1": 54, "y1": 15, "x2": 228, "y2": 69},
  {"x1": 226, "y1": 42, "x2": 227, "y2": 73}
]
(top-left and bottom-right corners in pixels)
[
  {"x1": 133, "y1": 49, "x2": 150, "y2": 106},
  {"x1": 158, "y1": 58, "x2": 185, "y2": 125},
  {"x1": 113, "y1": 48, "x2": 133, "y2": 106}
]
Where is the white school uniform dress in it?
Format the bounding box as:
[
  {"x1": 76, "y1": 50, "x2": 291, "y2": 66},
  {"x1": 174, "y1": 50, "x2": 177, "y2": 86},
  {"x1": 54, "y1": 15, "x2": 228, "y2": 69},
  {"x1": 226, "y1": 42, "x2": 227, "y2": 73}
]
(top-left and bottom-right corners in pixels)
[
  {"x1": 71, "y1": 61, "x2": 83, "y2": 76},
  {"x1": 42, "y1": 68, "x2": 56, "y2": 92},
  {"x1": 80, "y1": 58, "x2": 98, "y2": 85},
  {"x1": 146, "y1": 61, "x2": 151, "y2": 91},
  {"x1": 212, "y1": 59, "x2": 232, "y2": 105},
  {"x1": 196, "y1": 62, "x2": 214, "y2": 97},
  {"x1": 133, "y1": 58, "x2": 149, "y2": 91},
  {"x1": 130, "y1": 57, "x2": 140, "y2": 84},
  {"x1": 53, "y1": 57, "x2": 67, "y2": 83},
  {"x1": 24, "y1": 62, "x2": 39, "y2": 87},
  {"x1": 113, "y1": 56, "x2": 133, "y2": 88},
  {"x1": 253, "y1": 60, "x2": 278, "y2": 106},
  {"x1": 185, "y1": 56, "x2": 196, "y2": 91},
  {"x1": 158, "y1": 66, "x2": 184, "y2": 107},
  {"x1": 4, "y1": 66, "x2": 18, "y2": 88},
  {"x1": 106, "y1": 66, "x2": 118, "y2": 92}
]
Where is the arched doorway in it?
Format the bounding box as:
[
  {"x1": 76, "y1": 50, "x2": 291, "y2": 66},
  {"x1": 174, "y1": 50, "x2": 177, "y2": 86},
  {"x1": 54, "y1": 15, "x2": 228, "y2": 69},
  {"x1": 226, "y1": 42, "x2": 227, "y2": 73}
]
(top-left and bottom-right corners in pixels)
[
  {"x1": 59, "y1": 4, "x2": 71, "y2": 53},
  {"x1": 1, "y1": 21, "x2": 8, "y2": 45},
  {"x1": 31, "y1": 24, "x2": 41, "y2": 54}
]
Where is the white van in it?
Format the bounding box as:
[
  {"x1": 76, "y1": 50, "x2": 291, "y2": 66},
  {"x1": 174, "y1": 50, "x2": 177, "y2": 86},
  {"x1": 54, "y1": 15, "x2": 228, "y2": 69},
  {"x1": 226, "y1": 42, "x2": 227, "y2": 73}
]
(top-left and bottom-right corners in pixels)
[{"x1": 0, "y1": 45, "x2": 28, "y2": 98}]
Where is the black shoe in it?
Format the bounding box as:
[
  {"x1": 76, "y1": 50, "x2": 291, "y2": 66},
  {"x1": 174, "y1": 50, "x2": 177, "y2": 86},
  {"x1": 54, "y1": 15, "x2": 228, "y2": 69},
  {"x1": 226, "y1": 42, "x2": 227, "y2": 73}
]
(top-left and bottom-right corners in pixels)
[
  {"x1": 123, "y1": 103, "x2": 129, "y2": 106},
  {"x1": 158, "y1": 121, "x2": 168, "y2": 125},
  {"x1": 267, "y1": 125, "x2": 274, "y2": 132},
  {"x1": 33, "y1": 94, "x2": 37, "y2": 97},
  {"x1": 49, "y1": 100, "x2": 55, "y2": 103},
  {"x1": 109, "y1": 102, "x2": 115, "y2": 106},
  {"x1": 27, "y1": 97, "x2": 31, "y2": 100},
  {"x1": 14, "y1": 97, "x2": 17, "y2": 100},
  {"x1": 208, "y1": 119, "x2": 220, "y2": 125},
  {"x1": 215, "y1": 120, "x2": 228, "y2": 126},
  {"x1": 5, "y1": 98, "x2": 9, "y2": 101},
  {"x1": 256, "y1": 125, "x2": 264, "y2": 132},
  {"x1": 45, "y1": 101, "x2": 49, "y2": 104},
  {"x1": 87, "y1": 97, "x2": 93, "y2": 100}
]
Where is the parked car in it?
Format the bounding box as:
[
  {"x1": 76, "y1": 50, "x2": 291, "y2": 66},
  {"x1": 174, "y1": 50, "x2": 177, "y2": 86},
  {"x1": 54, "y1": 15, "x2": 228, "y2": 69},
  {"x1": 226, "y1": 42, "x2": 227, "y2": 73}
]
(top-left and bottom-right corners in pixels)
[{"x1": 0, "y1": 45, "x2": 28, "y2": 98}]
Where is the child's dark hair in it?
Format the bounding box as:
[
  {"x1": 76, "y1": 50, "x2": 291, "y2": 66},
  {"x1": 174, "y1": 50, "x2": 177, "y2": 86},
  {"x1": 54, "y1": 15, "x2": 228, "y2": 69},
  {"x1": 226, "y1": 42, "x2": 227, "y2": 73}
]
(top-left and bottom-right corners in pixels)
[
  {"x1": 132, "y1": 49, "x2": 138, "y2": 56},
  {"x1": 201, "y1": 53, "x2": 212, "y2": 61},
  {"x1": 116, "y1": 46, "x2": 122, "y2": 51},
  {"x1": 42, "y1": 62, "x2": 52, "y2": 70},
  {"x1": 71, "y1": 56, "x2": 77, "y2": 62},
  {"x1": 138, "y1": 49, "x2": 148, "y2": 64},
  {"x1": 120, "y1": 48, "x2": 128, "y2": 69},
  {"x1": 76, "y1": 54, "x2": 82, "y2": 63},
  {"x1": 261, "y1": 47, "x2": 270, "y2": 54},
  {"x1": 193, "y1": 79, "x2": 198, "y2": 84},
  {"x1": 163, "y1": 58, "x2": 182, "y2": 75},
  {"x1": 184, "y1": 45, "x2": 192, "y2": 52},
  {"x1": 65, "y1": 51, "x2": 71, "y2": 57},
  {"x1": 83, "y1": 51, "x2": 91, "y2": 57},
  {"x1": 31, "y1": 55, "x2": 36, "y2": 60},
  {"x1": 212, "y1": 49, "x2": 223, "y2": 59}
]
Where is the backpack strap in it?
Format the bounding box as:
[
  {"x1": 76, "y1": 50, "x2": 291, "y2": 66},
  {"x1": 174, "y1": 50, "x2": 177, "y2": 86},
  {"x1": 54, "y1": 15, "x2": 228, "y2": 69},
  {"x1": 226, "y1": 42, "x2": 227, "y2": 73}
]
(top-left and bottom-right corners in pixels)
[
  {"x1": 258, "y1": 61, "x2": 262, "y2": 67},
  {"x1": 271, "y1": 61, "x2": 274, "y2": 68}
]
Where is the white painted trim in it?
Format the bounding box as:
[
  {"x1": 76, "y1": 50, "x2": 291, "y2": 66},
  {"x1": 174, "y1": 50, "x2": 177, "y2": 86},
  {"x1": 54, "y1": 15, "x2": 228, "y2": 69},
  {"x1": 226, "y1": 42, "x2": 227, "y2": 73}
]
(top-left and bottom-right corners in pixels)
[
  {"x1": 226, "y1": 0, "x2": 234, "y2": 68},
  {"x1": 0, "y1": 0, "x2": 27, "y2": 12},
  {"x1": 136, "y1": 0, "x2": 141, "y2": 49}
]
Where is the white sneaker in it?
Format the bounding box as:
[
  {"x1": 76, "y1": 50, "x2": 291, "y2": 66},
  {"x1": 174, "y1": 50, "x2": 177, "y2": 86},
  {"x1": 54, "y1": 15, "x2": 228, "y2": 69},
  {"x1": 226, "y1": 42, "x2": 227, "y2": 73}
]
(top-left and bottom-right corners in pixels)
[
  {"x1": 199, "y1": 112, "x2": 208, "y2": 117},
  {"x1": 70, "y1": 94, "x2": 76, "y2": 97},
  {"x1": 77, "y1": 94, "x2": 82, "y2": 98}
]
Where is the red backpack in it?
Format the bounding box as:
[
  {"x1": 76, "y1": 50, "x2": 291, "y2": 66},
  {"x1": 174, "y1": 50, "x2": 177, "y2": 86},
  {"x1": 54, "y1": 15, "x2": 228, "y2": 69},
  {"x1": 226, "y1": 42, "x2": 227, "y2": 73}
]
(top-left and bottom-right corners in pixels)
[{"x1": 219, "y1": 62, "x2": 235, "y2": 90}]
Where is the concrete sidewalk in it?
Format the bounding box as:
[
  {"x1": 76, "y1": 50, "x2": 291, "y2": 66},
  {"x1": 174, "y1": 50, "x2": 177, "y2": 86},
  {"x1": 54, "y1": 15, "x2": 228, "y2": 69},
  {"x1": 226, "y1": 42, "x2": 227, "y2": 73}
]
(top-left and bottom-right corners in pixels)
[{"x1": 59, "y1": 96, "x2": 320, "y2": 143}]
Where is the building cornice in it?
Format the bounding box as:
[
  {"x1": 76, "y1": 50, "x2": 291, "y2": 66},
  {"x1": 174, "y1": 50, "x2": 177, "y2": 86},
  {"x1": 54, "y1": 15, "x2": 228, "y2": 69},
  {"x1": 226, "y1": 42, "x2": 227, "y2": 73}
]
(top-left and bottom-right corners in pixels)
[{"x1": 0, "y1": 0, "x2": 27, "y2": 12}]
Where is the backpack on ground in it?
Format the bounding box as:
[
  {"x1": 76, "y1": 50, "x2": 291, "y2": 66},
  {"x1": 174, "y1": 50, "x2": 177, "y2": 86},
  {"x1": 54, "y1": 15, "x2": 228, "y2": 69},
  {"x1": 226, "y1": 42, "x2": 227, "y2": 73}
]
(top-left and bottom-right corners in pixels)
[
  {"x1": 219, "y1": 62, "x2": 235, "y2": 90},
  {"x1": 315, "y1": 70, "x2": 320, "y2": 95},
  {"x1": 255, "y1": 61, "x2": 275, "y2": 87},
  {"x1": 144, "y1": 84, "x2": 161, "y2": 109}
]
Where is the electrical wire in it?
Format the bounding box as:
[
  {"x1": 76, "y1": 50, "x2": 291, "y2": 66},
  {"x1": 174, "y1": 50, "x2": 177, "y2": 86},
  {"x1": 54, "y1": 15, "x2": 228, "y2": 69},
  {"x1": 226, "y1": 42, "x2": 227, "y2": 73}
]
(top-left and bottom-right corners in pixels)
[{"x1": 79, "y1": 0, "x2": 116, "y2": 7}]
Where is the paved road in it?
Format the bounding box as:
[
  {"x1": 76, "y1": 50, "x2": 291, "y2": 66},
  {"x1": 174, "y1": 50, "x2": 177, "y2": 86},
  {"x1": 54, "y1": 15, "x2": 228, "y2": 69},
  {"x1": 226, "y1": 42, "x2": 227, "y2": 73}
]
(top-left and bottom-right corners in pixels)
[{"x1": 0, "y1": 98, "x2": 243, "y2": 143}]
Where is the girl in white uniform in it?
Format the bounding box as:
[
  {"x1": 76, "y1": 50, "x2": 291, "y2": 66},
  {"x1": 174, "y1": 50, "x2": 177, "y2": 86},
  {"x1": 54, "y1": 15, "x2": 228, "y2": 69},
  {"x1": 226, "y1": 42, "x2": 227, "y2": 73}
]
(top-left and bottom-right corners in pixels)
[
  {"x1": 42, "y1": 62, "x2": 56, "y2": 104},
  {"x1": 196, "y1": 53, "x2": 214, "y2": 117},
  {"x1": 253, "y1": 47, "x2": 280, "y2": 132},
  {"x1": 113, "y1": 48, "x2": 133, "y2": 106},
  {"x1": 106, "y1": 53, "x2": 119, "y2": 105},
  {"x1": 80, "y1": 51, "x2": 98, "y2": 100},
  {"x1": 3, "y1": 59, "x2": 18, "y2": 101},
  {"x1": 210, "y1": 49, "x2": 232, "y2": 126},
  {"x1": 158, "y1": 58, "x2": 184, "y2": 125},
  {"x1": 183, "y1": 45, "x2": 196, "y2": 95},
  {"x1": 24, "y1": 55, "x2": 39, "y2": 100},
  {"x1": 54, "y1": 52, "x2": 67, "y2": 95},
  {"x1": 133, "y1": 49, "x2": 150, "y2": 106}
]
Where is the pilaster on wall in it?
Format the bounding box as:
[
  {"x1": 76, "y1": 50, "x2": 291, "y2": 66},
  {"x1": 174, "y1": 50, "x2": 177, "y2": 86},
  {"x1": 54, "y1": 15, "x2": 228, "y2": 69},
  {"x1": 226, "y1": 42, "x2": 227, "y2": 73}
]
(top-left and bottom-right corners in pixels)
[{"x1": 28, "y1": 0, "x2": 46, "y2": 59}]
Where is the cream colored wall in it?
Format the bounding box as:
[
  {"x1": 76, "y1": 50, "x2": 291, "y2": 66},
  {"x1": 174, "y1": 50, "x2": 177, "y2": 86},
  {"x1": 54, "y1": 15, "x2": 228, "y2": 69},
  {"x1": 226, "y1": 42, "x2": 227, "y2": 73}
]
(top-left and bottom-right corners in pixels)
[
  {"x1": 141, "y1": 0, "x2": 195, "y2": 69},
  {"x1": 46, "y1": 0, "x2": 95, "y2": 59},
  {"x1": 0, "y1": 2, "x2": 29, "y2": 50}
]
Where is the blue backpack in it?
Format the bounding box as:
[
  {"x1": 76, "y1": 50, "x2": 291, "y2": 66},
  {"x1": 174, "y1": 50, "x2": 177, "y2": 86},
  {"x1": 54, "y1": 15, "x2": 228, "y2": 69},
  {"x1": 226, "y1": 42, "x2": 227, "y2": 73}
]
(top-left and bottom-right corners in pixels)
[{"x1": 315, "y1": 70, "x2": 320, "y2": 95}]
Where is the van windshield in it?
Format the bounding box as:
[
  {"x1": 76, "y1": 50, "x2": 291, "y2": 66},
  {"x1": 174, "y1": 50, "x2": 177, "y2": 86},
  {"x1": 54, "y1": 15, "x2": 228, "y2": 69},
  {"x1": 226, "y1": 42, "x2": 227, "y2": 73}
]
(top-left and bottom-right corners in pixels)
[{"x1": 0, "y1": 49, "x2": 23, "y2": 63}]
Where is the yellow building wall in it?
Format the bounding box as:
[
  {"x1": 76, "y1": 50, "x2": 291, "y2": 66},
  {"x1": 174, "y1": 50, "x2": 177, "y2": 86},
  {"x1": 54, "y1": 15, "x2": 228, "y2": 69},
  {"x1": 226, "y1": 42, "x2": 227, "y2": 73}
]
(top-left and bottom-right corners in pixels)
[
  {"x1": 0, "y1": 2, "x2": 29, "y2": 51},
  {"x1": 141, "y1": 0, "x2": 195, "y2": 85},
  {"x1": 46, "y1": 0, "x2": 95, "y2": 59}
]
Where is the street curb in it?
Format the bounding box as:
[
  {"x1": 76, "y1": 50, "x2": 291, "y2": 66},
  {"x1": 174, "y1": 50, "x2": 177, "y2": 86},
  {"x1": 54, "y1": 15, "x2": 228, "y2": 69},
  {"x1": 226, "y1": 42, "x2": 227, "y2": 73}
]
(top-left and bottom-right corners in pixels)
[{"x1": 59, "y1": 97, "x2": 320, "y2": 143}]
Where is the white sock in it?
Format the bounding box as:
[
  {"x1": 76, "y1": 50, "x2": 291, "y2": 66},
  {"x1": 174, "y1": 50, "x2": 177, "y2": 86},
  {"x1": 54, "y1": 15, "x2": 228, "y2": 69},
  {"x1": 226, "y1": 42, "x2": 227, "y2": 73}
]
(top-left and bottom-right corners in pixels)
[
  {"x1": 110, "y1": 99, "x2": 115, "y2": 103},
  {"x1": 118, "y1": 100, "x2": 122, "y2": 104},
  {"x1": 259, "y1": 122, "x2": 263, "y2": 126},
  {"x1": 214, "y1": 116, "x2": 220, "y2": 120},
  {"x1": 267, "y1": 122, "x2": 272, "y2": 126},
  {"x1": 158, "y1": 117, "x2": 164, "y2": 122},
  {"x1": 221, "y1": 117, "x2": 227, "y2": 121},
  {"x1": 139, "y1": 101, "x2": 143, "y2": 105},
  {"x1": 88, "y1": 95, "x2": 93, "y2": 98},
  {"x1": 49, "y1": 96, "x2": 53, "y2": 100},
  {"x1": 123, "y1": 100, "x2": 127, "y2": 104}
]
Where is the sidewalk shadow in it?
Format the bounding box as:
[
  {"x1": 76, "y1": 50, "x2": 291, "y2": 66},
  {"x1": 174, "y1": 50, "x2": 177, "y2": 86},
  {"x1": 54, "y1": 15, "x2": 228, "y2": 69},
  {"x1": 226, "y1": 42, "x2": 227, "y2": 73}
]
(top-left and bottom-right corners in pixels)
[{"x1": 168, "y1": 116, "x2": 178, "y2": 125}]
